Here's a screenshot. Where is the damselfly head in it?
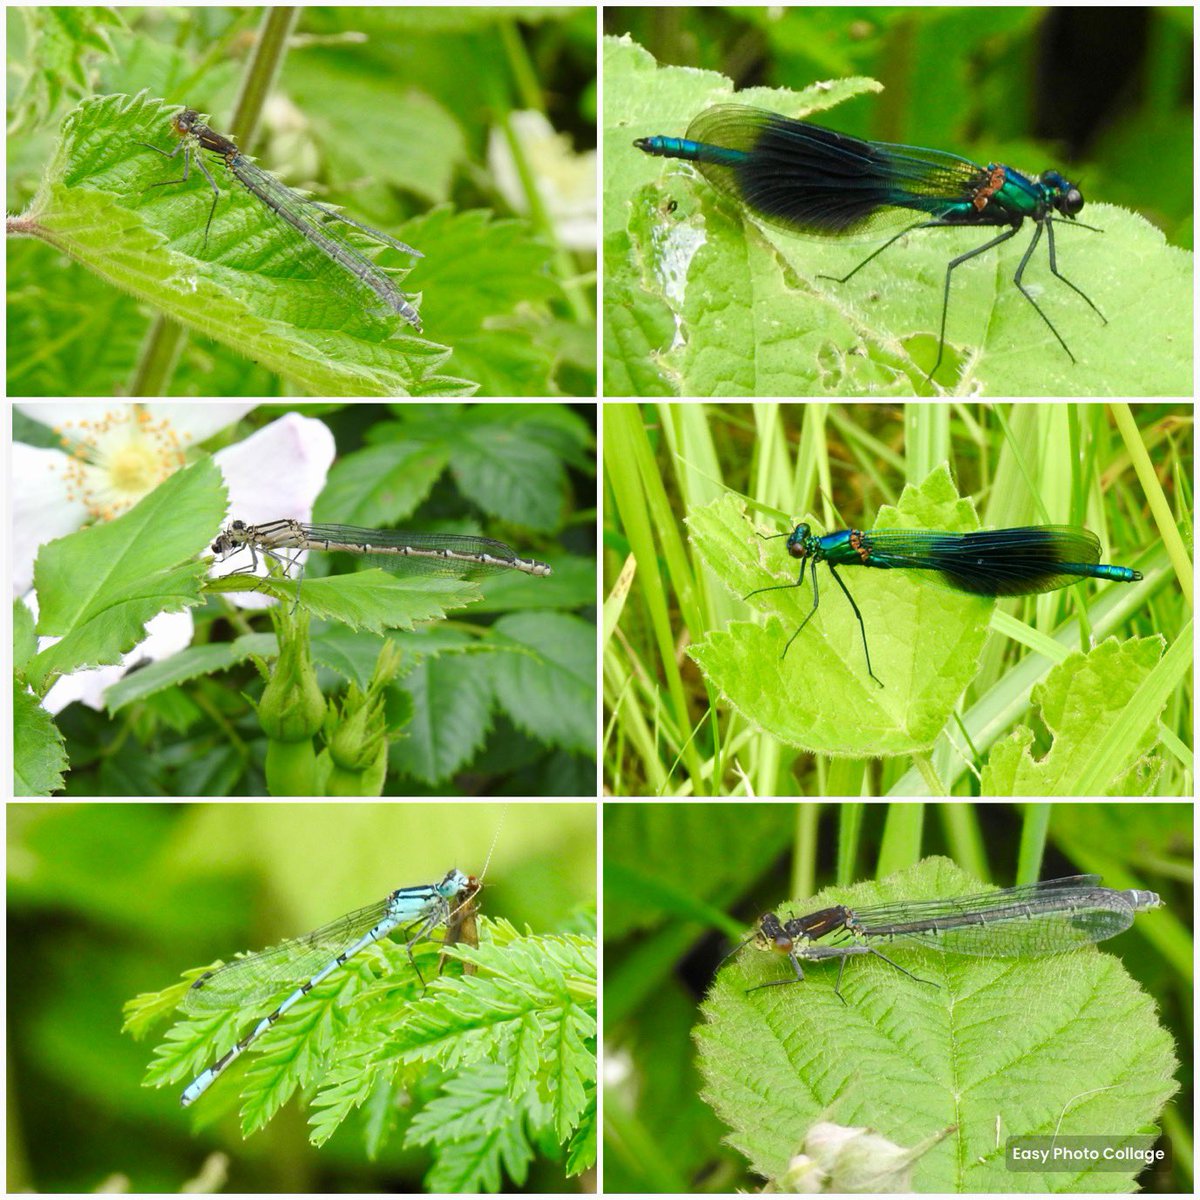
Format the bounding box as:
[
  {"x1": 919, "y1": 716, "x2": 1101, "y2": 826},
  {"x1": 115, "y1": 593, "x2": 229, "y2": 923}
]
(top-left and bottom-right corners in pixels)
[
  {"x1": 786, "y1": 524, "x2": 813, "y2": 559},
  {"x1": 171, "y1": 109, "x2": 202, "y2": 137},
  {"x1": 210, "y1": 521, "x2": 250, "y2": 555},
  {"x1": 1038, "y1": 170, "x2": 1085, "y2": 217},
  {"x1": 439, "y1": 868, "x2": 471, "y2": 895},
  {"x1": 754, "y1": 912, "x2": 794, "y2": 954}
]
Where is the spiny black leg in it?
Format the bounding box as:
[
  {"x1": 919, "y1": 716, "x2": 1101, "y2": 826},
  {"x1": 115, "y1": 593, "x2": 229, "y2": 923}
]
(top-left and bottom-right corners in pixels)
[
  {"x1": 1042, "y1": 218, "x2": 1106, "y2": 324},
  {"x1": 929, "y1": 224, "x2": 1020, "y2": 381},
  {"x1": 1010, "y1": 221, "x2": 1076, "y2": 361},
  {"x1": 781, "y1": 560, "x2": 818, "y2": 658},
  {"x1": 818, "y1": 219, "x2": 938, "y2": 284},
  {"x1": 825, "y1": 562, "x2": 883, "y2": 687}
]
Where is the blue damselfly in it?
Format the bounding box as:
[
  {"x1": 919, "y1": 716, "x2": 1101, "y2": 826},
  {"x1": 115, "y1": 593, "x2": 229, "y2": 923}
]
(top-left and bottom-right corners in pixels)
[{"x1": 180, "y1": 868, "x2": 473, "y2": 1106}]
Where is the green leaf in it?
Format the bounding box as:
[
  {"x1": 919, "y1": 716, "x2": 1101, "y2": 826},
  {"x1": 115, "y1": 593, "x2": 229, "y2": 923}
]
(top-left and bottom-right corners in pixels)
[
  {"x1": 104, "y1": 633, "x2": 279, "y2": 713},
  {"x1": 604, "y1": 36, "x2": 1193, "y2": 397},
  {"x1": 393, "y1": 929, "x2": 597, "y2": 1171},
  {"x1": 390, "y1": 653, "x2": 495, "y2": 785},
  {"x1": 207, "y1": 569, "x2": 485, "y2": 637},
  {"x1": 696, "y1": 858, "x2": 1177, "y2": 1191},
  {"x1": 234, "y1": 960, "x2": 395, "y2": 1137},
  {"x1": 564, "y1": 1084, "x2": 597, "y2": 1176},
  {"x1": 22, "y1": 92, "x2": 476, "y2": 397},
  {"x1": 313, "y1": 441, "x2": 450, "y2": 529},
  {"x1": 145, "y1": 936, "x2": 445, "y2": 1126},
  {"x1": 13, "y1": 597, "x2": 37, "y2": 670},
  {"x1": 289, "y1": 73, "x2": 466, "y2": 207},
  {"x1": 687, "y1": 469, "x2": 994, "y2": 755},
  {"x1": 489, "y1": 611, "x2": 596, "y2": 755},
  {"x1": 141, "y1": 909, "x2": 596, "y2": 1180},
  {"x1": 981, "y1": 637, "x2": 1165, "y2": 795},
  {"x1": 406, "y1": 1062, "x2": 546, "y2": 1191},
  {"x1": 404, "y1": 208, "x2": 567, "y2": 397},
  {"x1": 27, "y1": 457, "x2": 225, "y2": 693},
  {"x1": 447, "y1": 409, "x2": 572, "y2": 531},
  {"x1": 13, "y1": 681, "x2": 68, "y2": 796}
]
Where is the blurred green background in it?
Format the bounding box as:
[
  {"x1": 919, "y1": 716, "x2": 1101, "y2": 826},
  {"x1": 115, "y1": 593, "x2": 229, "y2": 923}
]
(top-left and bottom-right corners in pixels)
[
  {"x1": 605, "y1": 5, "x2": 1192, "y2": 247},
  {"x1": 7, "y1": 801, "x2": 595, "y2": 1192}
]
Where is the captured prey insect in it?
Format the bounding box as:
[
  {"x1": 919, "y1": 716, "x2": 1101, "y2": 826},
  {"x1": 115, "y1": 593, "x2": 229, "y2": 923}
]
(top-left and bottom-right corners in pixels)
[
  {"x1": 138, "y1": 107, "x2": 424, "y2": 332},
  {"x1": 439, "y1": 873, "x2": 483, "y2": 978},
  {"x1": 744, "y1": 522, "x2": 1141, "y2": 686},
  {"x1": 730, "y1": 875, "x2": 1161, "y2": 1004},
  {"x1": 635, "y1": 103, "x2": 1107, "y2": 381},
  {"x1": 179, "y1": 868, "x2": 475, "y2": 1106},
  {"x1": 210, "y1": 518, "x2": 552, "y2": 609}
]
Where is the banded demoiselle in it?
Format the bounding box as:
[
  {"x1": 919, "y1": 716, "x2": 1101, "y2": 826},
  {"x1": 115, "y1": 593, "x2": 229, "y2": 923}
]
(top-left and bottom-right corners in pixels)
[
  {"x1": 745, "y1": 524, "x2": 1142, "y2": 686},
  {"x1": 634, "y1": 105, "x2": 1107, "y2": 382}
]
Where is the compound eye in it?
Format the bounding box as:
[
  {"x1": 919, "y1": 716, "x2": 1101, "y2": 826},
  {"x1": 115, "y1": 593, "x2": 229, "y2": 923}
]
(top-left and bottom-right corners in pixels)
[{"x1": 1063, "y1": 188, "x2": 1084, "y2": 215}]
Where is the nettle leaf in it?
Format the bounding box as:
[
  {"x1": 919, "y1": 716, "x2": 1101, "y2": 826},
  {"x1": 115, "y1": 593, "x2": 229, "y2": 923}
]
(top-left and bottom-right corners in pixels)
[
  {"x1": 21, "y1": 92, "x2": 475, "y2": 396},
  {"x1": 696, "y1": 858, "x2": 1176, "y2": 1192},
  {"x1": 605, "y1": 36, "x2": 1192, "y2": 397}
]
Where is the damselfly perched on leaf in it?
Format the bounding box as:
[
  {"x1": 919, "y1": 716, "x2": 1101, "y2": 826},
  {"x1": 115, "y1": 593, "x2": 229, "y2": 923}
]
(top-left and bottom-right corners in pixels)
[
  {"x1": 179, "y1": 869, "x2": 471, "y2": 1106},
  {"x1": 210, "y1": 518, "x2": 551, "y2": 610},
  {"x1": 635, "y1": 103, "x2": 1106, "y2": 382},
  {"x1": 139, "y1": 107, "x2": 424, "y2": 332},
  {"x1": 745, "y1": 523, "x2": 1141, "y2": 686},
  {"x1": 732, "y1": 875, "x2": 1160, "y2": 1003}
]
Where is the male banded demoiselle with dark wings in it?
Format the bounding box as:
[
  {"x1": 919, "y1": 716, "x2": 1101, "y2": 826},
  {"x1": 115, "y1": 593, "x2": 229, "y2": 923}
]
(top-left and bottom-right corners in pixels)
[
  {"x1": 635, "y1": 104, "x2": 1107, "y2": 383},
  {"x1": 745, "y1": 524, "x2": 1141, "y2": 686}
]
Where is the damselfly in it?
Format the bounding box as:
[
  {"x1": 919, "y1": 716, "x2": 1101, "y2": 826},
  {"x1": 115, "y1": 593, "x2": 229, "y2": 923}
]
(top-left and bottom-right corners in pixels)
[
  {"x1": 636, "y1": 103, "x2": 1106, "y2": 381},
  {"x1": 180, "y1": 868, "x2": 472, "y2": 1106},
  {"x1": 737, "y1": 875, "x2": 1160, "y2": 1003},
  {"x1": 210, "y1": 518, "x2": 552, "y2": 607},
  {"x1": 745, "y1": 523, "x2": 1141, "y2": 686},
  {"x1": 139, "y1": 108, "x2": 424, "y2": 332}
]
